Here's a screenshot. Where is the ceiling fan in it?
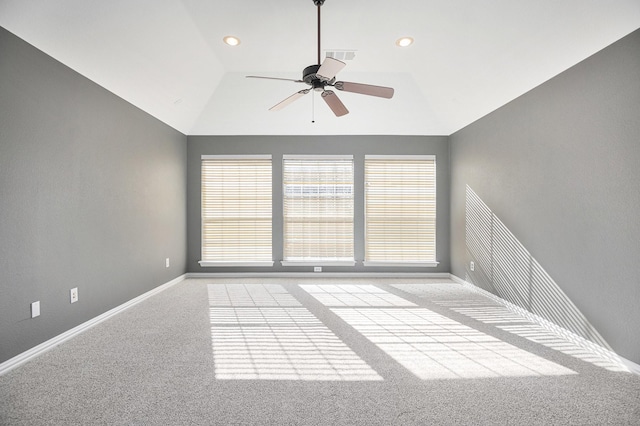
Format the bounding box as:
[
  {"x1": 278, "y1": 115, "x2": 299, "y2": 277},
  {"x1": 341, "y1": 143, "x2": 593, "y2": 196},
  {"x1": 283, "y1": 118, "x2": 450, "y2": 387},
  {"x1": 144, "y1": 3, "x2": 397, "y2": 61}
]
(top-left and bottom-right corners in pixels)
[{"x1": 246, "y1": 0, "x2": 394, "y2": 117}]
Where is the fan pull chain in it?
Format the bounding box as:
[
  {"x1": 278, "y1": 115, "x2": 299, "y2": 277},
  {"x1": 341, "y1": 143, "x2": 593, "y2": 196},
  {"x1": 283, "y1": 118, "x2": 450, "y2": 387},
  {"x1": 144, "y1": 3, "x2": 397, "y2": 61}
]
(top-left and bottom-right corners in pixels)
[{"x1": 311, "y1": 90, "x2": 315, "y2": 123}]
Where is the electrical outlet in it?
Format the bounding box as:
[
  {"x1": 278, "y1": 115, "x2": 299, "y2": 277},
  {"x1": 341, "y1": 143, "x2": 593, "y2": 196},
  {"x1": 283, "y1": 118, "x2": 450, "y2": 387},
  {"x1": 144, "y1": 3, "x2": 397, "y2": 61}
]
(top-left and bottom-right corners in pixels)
[
  {"x1": 470, "y1": 261, "x2": 475, "y2": 271},
  {"x1": 314, "y1": 266, "x2": 322, "y2": 272},
  {"x1": 165, "y1": 258, "x2": 170, "y2": 268},
  {"x1": 70, "y1": 287, "x2": 78, "y2": 303},
  {"x1": 31, "y1": 301, "x2": 40, "y2": 318}
]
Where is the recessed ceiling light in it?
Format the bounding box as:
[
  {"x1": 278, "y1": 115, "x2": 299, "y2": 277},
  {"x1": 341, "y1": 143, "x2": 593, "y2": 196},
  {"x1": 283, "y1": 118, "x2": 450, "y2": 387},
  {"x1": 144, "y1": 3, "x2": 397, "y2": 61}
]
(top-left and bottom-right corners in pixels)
[
  {"x1": 396, "y1": 37, "x2": 414, "y2": 47},
  {"x1": 223, "y1": 36, "x2": 241, "y2": 46}
]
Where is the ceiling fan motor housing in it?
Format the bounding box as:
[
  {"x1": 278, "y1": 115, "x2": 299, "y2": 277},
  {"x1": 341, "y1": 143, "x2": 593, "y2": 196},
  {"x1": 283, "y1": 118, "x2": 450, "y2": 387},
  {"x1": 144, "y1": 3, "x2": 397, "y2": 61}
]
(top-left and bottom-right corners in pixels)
[{"x1": 303, "y1": 64, "x2": 336, "y2": 91}]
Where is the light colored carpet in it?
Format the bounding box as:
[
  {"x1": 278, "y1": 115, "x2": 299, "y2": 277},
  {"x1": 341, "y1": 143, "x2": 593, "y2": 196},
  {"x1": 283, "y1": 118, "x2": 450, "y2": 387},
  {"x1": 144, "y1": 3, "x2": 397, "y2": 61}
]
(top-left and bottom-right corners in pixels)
[{"x1": 1, "y1": 278, "x2": 639, "y2": 425}]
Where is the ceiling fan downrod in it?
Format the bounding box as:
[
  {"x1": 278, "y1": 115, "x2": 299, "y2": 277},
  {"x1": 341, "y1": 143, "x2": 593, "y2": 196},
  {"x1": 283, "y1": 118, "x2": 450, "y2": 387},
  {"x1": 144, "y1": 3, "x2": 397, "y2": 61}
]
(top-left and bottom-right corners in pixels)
[{"x1": 315, "y1": 0, "x2": 324, "y2": 65}]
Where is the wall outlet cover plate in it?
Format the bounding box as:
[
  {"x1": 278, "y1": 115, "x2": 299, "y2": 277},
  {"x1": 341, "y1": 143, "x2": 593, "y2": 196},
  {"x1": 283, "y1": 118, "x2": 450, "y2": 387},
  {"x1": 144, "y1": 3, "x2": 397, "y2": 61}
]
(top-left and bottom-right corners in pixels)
[{"x1": 31, "y1": 301, "x2": 40, "y2": 318}]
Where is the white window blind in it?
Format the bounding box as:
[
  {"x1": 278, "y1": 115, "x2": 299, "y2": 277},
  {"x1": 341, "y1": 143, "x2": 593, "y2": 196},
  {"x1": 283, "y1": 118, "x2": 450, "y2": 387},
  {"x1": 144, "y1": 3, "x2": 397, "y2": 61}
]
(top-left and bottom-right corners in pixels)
[
  {"x1": 200, "y1": 155, "x2": 273, "y2": 266},
  {"x1": 364, "y1": 155, "x2": 437, "y2": 266},
  {"x1": 282, "y1": 155, "x2": 355, "y2": 264}
]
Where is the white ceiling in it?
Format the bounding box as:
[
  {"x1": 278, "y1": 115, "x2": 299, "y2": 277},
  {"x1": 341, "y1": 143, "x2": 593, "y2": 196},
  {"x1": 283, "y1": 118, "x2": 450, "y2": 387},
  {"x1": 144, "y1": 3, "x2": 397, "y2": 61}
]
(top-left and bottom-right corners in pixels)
[{"x1": 1, "y1": 0, "x2": 639, "y2": 136}]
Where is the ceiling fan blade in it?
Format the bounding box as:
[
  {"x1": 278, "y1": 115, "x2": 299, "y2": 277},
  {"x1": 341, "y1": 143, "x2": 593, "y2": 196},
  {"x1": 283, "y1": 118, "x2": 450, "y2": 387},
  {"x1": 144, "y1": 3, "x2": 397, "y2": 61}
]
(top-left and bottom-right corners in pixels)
[
  {"x1": 316, "y1": 57, "x2": 346, "y2": 82},
  {"x1": 245, "y1": 75, "x2": 304, "y2": 83},
  {"x1": 269, "y1": 89, "x2": 310, "y2": 111},
  {"x1": 321, "y1": 90, "x2": 349, "y2": 117},
  {"x1": 334, "y1": 81, "x2": 394, "y2": 99},
  {"x1": 247, "y1": 76, "x2": 304, "y2": 83}
]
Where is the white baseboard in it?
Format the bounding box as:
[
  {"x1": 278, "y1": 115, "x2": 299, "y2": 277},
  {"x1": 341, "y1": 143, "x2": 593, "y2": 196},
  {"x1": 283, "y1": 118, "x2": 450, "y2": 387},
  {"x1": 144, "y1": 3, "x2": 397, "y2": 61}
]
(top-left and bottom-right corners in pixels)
[
  {"x1": 186, "y1": 272, "x2": 452, "y2": 279},
  {"x1": 0, "y1": 274, "x2": 186, "y2": 376},
  {"x1": 450, "y1": 274, "x2": 640, "y2": 375}
]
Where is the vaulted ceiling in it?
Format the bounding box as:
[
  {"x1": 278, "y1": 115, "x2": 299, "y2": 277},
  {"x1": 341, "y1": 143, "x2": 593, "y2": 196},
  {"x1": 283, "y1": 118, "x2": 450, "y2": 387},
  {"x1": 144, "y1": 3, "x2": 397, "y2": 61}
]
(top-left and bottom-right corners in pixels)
[{"x1": 1, "y1": 0, "x2": 639, "y2": 136}]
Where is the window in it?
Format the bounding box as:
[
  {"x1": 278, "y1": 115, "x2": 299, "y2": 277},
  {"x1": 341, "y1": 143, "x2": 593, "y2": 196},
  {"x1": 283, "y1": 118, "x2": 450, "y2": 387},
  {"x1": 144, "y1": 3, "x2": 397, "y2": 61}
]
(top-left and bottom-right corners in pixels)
[
  {"x1": 282, "y1": 155, "x2": 355, "y2": 265},
  {"x1": 364, "y1": 155, "x2": 437, "y2": 266},
  {"x1": 199, "y1": 155, "x2": 273, "y2": 266}
]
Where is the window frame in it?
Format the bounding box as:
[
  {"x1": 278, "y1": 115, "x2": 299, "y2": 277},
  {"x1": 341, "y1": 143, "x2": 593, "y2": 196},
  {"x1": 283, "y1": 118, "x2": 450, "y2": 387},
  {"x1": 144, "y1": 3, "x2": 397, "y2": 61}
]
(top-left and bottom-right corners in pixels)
[
  {"x1": 363, "y1": 155, "x2": 438, "y2": 267},
  {"x1": 199, "y1": 154, "x2": 274, "y2": 267},
  {"x1": 281, "y1": 154, "x2": 356, "y2": 266}
]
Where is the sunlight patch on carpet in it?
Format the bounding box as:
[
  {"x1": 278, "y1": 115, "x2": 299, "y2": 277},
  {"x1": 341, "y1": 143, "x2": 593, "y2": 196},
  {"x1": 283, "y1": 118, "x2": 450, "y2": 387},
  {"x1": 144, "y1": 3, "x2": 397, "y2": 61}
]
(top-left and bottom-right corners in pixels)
[
  {"x1": 208, "y1": 284, "x2": 301, "y2": 307},
  {"x1": 208, "y1": 284, "x2": 382, "y2": 381},
  {"x1": 332, "y1": 308, "x2": 576, "y2": 380},
  {"x1": 394, "y1": 283, "x2": 629, "y2": 372},
  {"x1": 301, "y1": 284, "x2": 416, "y2": 307}
]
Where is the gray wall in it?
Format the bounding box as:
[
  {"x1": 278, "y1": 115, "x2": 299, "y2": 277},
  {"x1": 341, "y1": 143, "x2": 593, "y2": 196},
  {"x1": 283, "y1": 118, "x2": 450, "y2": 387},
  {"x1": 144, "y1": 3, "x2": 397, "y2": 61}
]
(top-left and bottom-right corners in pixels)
[
  {"x1": 450, "y1": 29, "x2": 640, "y2": 364},
  {"x1": 0, "y1": 27, "x2": 188, "y2": 363},
  {"x1": 187, "y1": 135, "x2": 450, "y2": 274}
]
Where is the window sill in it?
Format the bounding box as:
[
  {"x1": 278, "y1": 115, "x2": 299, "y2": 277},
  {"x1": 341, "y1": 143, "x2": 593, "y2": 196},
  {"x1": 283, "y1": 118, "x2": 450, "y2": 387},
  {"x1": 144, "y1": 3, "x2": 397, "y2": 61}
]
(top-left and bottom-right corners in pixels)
[
  {"x1": 362, "y1": 261, "x2": 439, "y2": 267},
  {"x1": 199, "y1": 261, "x2": 274, "y2": 267},
  {"x1": 281, "y1": 261, "x2": 356, "y2": 267}
]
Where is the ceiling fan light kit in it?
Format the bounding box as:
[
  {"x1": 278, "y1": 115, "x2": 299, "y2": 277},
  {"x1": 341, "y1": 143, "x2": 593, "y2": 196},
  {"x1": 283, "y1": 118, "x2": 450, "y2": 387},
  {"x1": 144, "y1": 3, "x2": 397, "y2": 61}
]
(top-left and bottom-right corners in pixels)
[{"x1": 247, "y1": 0, "x2": 394, "y2": 118}]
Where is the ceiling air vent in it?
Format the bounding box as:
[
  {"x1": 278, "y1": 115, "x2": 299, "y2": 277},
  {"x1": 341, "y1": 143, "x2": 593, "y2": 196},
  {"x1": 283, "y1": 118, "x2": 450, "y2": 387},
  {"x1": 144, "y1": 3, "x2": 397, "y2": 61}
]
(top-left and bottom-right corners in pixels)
[{"x1": 325, "y1": 50, "x2": 356, "y2": 61}]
